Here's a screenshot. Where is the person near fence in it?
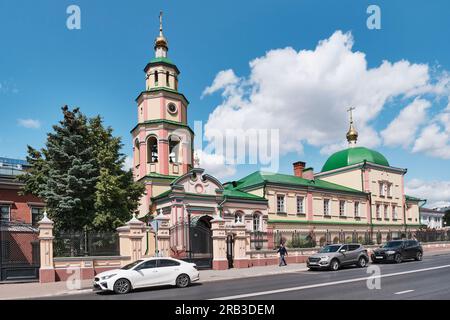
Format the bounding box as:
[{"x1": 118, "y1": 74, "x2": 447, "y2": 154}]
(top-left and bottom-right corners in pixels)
[{"x1": 277, "y1": 243, "x2": 288, "y2": 266}]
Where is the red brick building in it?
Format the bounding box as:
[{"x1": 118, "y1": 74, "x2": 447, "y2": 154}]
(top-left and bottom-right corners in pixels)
[{"x1": 0, "y1": 157, "x2": 44, "y2": 225}]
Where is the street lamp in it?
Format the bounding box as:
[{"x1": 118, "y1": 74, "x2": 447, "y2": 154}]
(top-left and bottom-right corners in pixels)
[{"x1": 151, "y1": 209, "x2": 164, "y2": 257}]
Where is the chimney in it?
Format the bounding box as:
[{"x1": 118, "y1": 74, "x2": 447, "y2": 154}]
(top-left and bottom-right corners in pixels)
[
  {"x1": 302, "y1": 167, "x2": 314, "y2": 180},
  {"x1": 293, "y1": 161, "x2": 306, "y2": 178}
]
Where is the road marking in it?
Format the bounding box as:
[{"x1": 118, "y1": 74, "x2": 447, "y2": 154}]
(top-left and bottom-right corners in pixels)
[
  {"x1": 394, "y1": 290, "x2": 415, "y2": 295},
  {"x1": 210, "y1": 264, "x2": 450, "y2": 300}
]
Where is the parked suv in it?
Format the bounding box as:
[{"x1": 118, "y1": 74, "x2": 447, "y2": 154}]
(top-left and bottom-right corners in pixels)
[
  {"x1": 307, "y1": 243, "x2": 369, "y2": 271},
  {"x1": 371, "y1": 239, "x2": 423, "y2": 263}
]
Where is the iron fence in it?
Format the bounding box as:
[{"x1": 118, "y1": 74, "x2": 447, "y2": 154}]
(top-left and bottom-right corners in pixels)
[
  {"x1": 250, "y1": 231, "x2": 266, "y2": 250},
  {"x1": 415, "y1": 229, "x2": 450, "y2": 242},
  {"x1": 54, "y1": 230, "x2": 119, "y2": 257},
  {"x1": 273, "y1": 230, "x2": 316, "y2": 249}
]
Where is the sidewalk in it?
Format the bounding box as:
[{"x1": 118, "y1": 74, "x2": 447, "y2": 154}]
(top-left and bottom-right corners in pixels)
[{"x1": 1, "y1": 248, "x2": 449, "y2": 300}]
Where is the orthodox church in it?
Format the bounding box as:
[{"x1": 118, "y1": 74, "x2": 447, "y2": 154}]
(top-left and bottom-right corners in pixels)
[{"x1": 131, "y1": 13, "x2": 422, "y2": 269}]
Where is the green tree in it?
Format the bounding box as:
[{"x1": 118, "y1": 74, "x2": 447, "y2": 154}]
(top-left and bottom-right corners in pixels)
[
  {"x1": 88, "y1": 116, "x2": 144, "y2": 231},
  {"x1": 19, "y1": 106, "x2": 145, "y2": 232}
]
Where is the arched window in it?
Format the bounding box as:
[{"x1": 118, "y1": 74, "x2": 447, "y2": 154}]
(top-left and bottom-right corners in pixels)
[
  {"x1": 234, "y1": 211, "x2": 244, "y2": 223},
  {"x1": 154, "y1": 70, "x2": 158, "y2": 85},
  {"x1": 166, "y1": 71, "x2": 170, "y2": 87},
  {"x1": 146, "y1": 136, "x2": 158, "y2": 163},
  {"x1": 252, "y1": 212, "x2": 261, "y2": 232},
  {"x1": 134, "y1": 139, "x2": 140, "y2": 166},
  {"x1": 169, "y1": 135, "x2": 181, "y2": 163}
]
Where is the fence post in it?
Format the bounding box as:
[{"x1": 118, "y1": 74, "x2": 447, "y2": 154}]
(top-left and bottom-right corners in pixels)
[
  {"x1": 232, "y1": 221, "x2": 249, "y2": 268},
  {"x1": 211, "y1": 216, "x2": 227, "y2": 270},
  {"x1": 155, "y1": 213, "x2": 170, "y2": 257},
  {"x1": 38, "y1": 212, "x2": 55, "y2": 283},
  {"x1": 117, "y1": 214, "x2": 146, "y2": 263}
]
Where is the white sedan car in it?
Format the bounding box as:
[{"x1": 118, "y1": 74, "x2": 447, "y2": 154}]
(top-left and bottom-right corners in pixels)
[{"x1": 93, "y1": 257, "x2": 200, "y2": 294}]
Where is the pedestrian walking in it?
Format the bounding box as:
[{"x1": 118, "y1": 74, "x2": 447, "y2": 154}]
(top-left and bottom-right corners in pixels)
[{"x1": 277, "y1": 243, "x2": 288, "y2": 266}]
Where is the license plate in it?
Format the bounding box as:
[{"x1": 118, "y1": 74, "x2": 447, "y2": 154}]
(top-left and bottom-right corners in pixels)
[{"x1": 375, "y1": 256, "x2": 383, "y2": 259}]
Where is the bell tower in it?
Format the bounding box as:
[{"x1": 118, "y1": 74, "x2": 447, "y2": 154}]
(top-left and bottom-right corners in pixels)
[{"x1": 132, "y1": 12, "x2": 194, "y2": 217}]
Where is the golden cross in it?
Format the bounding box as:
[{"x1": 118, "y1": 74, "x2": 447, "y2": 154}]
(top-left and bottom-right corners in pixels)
[
  {"x1": 159, "y1": 11, "x2": 163, "y2": 35},
  {"x1": 347, "y1": 106, "x2": 355, "y2": 123}
]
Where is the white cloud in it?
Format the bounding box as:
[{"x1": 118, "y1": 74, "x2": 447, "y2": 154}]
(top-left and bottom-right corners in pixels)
[
  {"x1": 406, "y1": 178, "x2": 450, "y2": 209},
  {"x1": 381, "y1": 98, "x2": 431, "y2": 148},
  {"x1": 412, "y1": 104, "x2": 450, "y2": 159},
  {"x1": 195, "y1": 149, "x2": 236, "y2": 179},
  {"x1": 202, "y1": 31, "x2": 437, "y2": 160},
  {"x1": 123, "y1": 155, "x2": 133, "y2": 171},
  {"x1": 202, "y1": 69, "x2": 239, "y2": 98},
  {"x1": 17, "y1": 118, "x2": 41, "y2": 129}
]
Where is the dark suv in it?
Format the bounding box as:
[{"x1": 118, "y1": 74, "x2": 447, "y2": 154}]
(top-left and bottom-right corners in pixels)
[{"x1": 371, "y1": 240, "x2": 423, "y2": 263}]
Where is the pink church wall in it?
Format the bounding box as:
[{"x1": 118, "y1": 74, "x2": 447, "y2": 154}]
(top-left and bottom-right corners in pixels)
[
  {"x1": 160, "y1": 97, "x2": 166, "y2": 119},
  {"x1": 307, "y1": 192, "x2": 313, "y2": 220}
]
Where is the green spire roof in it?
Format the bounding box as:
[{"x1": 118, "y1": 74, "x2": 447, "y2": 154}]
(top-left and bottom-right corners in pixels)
[
  {"x1": 321, "y1": 147, "x2": 389, "y2": 172},
  {"x1": 150, "y1": 57, "x2": 174, "y2": 65}
]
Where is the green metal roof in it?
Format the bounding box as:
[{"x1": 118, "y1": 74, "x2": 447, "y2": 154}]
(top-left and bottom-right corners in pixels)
[
  {"x1": 405, "y1": 195, "x2": 423, "y2": 202},
  {"x1": 223, "y1": 185, "x2": 267, "y2": 201},
  {"x1": 321, "y1": 147, "x2": 390, "y2": 172},
  {"x1": 150, "y1": 57, "x2": 175, "y2": 64},
  {"x1": 230, "y1": 171, "x2": 365, "y2": 194}
]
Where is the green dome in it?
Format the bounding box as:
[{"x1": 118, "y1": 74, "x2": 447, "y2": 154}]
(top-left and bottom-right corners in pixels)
[{"x1": 321, "y1": 147, "x2": 389, "y2": 172}]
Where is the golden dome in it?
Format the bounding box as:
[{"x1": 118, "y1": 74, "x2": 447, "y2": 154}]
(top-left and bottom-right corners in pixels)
[
  {"x1": 154, "y1": 35, "x2": 168, "y2": 50},
  {"x1": 346, "y1": 123, "x2": 358, "y2": 144}
]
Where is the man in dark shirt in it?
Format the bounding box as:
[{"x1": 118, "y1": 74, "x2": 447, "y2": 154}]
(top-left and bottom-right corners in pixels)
[{"x1": 277, "y1": 243, "x2": 288, "y2": 266}]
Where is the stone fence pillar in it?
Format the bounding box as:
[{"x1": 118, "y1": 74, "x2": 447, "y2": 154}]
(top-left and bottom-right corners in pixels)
[
  {"x1": 232, "y1": 221, "x2": 249, "y2": 268},
  {"x1": 38, "y1": 212, "x2": 55, "y2": 283},
  {"x1": 211, "y1": 216, "x2": 227, "y2": 270},
  {"x1": 155, "y1": 213, "x2": 170, "y2": 257},
  {"x1": 117, "y1": 214, "x2": 146, "y2": 263}
]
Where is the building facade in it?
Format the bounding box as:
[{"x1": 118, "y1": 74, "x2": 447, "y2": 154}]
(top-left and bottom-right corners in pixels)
[
  {"x1": 0, "y1": 157, "x2": 44, "y2": 225},
  {"x1": 132, "y1": 14, "x2": 423, "y2": 269},
  {"x1": 420, "y1": 208, "x2": 445, "y2": 229}
]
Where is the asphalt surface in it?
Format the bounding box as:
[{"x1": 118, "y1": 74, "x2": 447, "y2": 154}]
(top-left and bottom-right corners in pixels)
[{"x1": 43, "y1": 252, "x2": 450, "y2": 300}]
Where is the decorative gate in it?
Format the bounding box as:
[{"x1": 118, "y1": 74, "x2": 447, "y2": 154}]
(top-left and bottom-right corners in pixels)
[
  {"x1": 188, "y1": 217, "x2": 213, "y2": 269},
  {"x1": 0, "y1": 221, "x2": 40, "y2": 282},
  {"x1": 226, "y1": 234, "x2": 234, "y2": 269}
]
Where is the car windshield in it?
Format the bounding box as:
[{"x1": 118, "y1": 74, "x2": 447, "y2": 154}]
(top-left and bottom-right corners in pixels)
[
  {"x1": 121, "y1": 260, "x2": 143, "y2": 270},
  {"x1": 319, "y1": 245, "x2": 341, "y2": 253},
  {"x1": 382, "y1": 241, "x2": 403, "y2": 248}
]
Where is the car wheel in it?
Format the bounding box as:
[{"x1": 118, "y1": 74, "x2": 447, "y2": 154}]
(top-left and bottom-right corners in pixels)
[
  {"x1": 394, "y1": 253, "x2": 403, "y2": 264},
  {"x1": 357, "y1": 256, "x2": 368, "y2": 268},
  {"x1": 329, "y1": 259, "x2": 340, "y2": 271},
  {"x1": 176, "y1": 274, "x2": 191, "y2": 288},
  {"x1": 415, "y1": 251, "x2": 423, "y2": 261},
  {"x1": 113, "y1": 278, "x2": 132, "y2": 294}
]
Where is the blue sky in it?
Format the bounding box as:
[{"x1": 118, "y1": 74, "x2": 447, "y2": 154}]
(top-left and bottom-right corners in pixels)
[{"x1": 1, "y1": 0, "x2": 450, "y2": 206}]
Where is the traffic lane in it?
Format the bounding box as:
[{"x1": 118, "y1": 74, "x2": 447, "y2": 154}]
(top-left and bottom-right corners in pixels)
[
  {"x1": 47, "y1": 253, "x2": 450, "y2": 300},
  {"x1": 242, "y1": 263, "x2": 450, "y2": 300}
]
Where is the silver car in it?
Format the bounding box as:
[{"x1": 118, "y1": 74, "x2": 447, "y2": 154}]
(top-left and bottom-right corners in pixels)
[{"x1": 307, "y1": 243, "x2": 369, "y2": 271}]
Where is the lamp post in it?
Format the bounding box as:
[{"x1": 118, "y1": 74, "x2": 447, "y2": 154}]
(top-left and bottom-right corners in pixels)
[{"x1": 153, "y1": 209, "x2": 164, "y2": 257}]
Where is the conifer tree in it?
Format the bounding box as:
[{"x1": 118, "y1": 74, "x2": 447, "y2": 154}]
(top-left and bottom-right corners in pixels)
[{"x1": 20, "y1": 106, "x2": 145, "y2": 232}]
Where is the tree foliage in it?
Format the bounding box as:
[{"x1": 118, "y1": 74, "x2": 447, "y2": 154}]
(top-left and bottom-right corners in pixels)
[{"x1": 19, "y1": 106, "x2": 145, "y2": 232}]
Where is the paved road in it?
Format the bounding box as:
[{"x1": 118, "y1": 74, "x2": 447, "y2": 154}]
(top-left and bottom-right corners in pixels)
[{"x1": 45, "y1": 252, "x2": 450, "y2": 300}]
